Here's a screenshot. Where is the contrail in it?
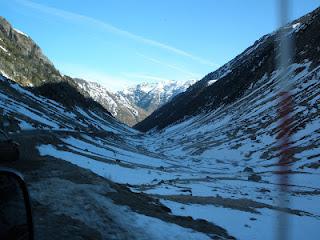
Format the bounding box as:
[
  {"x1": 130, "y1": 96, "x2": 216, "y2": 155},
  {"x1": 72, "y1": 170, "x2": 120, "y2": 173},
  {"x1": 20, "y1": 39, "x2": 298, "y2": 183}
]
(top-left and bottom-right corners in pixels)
[
  {"x1": 136, "y1": 53, "x2": 200, "y2": 78},
  {"x1": 17, "y1": 0, "x2": 219, "y2": 68}
]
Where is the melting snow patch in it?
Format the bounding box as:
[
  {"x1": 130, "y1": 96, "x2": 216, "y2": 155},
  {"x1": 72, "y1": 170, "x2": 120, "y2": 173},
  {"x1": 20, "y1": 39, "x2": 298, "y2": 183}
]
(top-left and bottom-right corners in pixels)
[
  {"x1": 292, "y1": 22, "x2": 301, "y2": 29},
  {"x1": 37, "y1": 144, "x2": 174, "y2": 185},
  {"x1": 0, "y1": 45, "x2": 10, "y2": 55},
  {"x1": 160, "y1": 200, "x2": 319, "y2": 240},
  {"x1": 0, "y1": 70, "x2": 10, "y2": 80},
  {"x1": 127, "y1": 211, "x2": 211, "y2": 240},
  {"x1": 61, "y1": 136, "x2": 169, "y2": 167},
  {"x1": 13, "y1": 28, "x2": 28, "y2": 37},
  {"x1": 207, "y1": 79, "x2": 217, "y2": 86}
]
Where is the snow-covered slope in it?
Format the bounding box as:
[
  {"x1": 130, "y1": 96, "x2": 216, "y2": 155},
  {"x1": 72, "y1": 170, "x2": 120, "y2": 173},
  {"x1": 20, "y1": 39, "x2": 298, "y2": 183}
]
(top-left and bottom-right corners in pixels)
[
  {"x1": 140, "y1": 60, "x2": 320, "y2": 239},
  {"x1": 118, "y1": 80, "x2": 196, "y2": 113},
  {"x1": 136, "y1": 7, "x2": 320, "y2": 132},
  {"x1": 0, "y1": 74, "x2": 234, "y2": 239},
  {"x1": 0, "y1": 75, "x2": 132, "y2": 134}
]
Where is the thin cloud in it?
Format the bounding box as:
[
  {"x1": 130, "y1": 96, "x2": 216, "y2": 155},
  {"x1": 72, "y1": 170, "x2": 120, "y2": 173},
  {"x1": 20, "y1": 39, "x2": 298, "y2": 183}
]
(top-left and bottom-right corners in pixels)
[
  {"x1": 137, "y1": 53, "x2": 201, "y2": 79},
  {"x1": 17, "y1": 0, "x2": 218, "y2": 67},
  {"x1": 122, "y1": 73, "x2": 172, "y2": 82}
]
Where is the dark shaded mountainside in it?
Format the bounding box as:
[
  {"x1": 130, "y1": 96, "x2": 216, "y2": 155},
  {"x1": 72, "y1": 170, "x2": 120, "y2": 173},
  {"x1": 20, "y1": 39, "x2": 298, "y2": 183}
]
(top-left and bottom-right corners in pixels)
[{"x1": 135, "y1": 7, "x2": 320, "y2": 132}]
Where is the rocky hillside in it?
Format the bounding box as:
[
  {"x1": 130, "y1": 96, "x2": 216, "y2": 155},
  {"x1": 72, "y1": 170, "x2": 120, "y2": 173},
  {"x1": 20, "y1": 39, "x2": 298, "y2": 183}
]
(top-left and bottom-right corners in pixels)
[
  {"x1": 135, "y1": 7, "x2": 320, "y2": 132},
  {"x1": 0, "y1": 16, "x2": 112, "y2": 116},
  {"x1": 0, "y1": 17, "x2": 61, "y2": 86}
]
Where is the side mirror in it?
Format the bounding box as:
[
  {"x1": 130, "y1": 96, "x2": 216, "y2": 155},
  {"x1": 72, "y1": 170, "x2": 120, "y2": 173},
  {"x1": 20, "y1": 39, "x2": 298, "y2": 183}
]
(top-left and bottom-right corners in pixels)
[{"x1": 0, "y1": 168, "x2": 34, "y2": 240}]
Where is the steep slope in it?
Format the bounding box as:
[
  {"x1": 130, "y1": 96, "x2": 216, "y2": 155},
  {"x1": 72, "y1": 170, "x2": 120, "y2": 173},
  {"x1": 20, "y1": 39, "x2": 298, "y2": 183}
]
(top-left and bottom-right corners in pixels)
[
  {"x1": 131, "y1": 9, "x2": 320, "y2": 239},
  {"x1": 135, "y1": 7, "x2": 320, "y2": 132},
  {"x1": 140, "y1": 54, "x2": 320, "y2": 240},
  {"x1": 0, "y1": 16, "x2": 112, "y2": 116},
  {"x1": 0, "y1": 75, "x2": 121, "y2": 133},
  {"x1": 0, "y1": 17, "x2": 61, "y2": 86},
  {"x1": 119, "y1": 80, "x2": 196, "y2": 113}
]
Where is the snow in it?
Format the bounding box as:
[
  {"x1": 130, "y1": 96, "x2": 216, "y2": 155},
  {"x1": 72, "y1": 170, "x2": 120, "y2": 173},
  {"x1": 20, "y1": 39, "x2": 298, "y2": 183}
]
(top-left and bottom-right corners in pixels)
[
  {"x1": 13, "y1": 28, "x2": 28, "y2": 37},
  {"x1": 0, "y1": 70, "x2": 10, "y2": 79},
  {"x1": 0, "y1": 45, "x2": 9, "y2": 53},
  {"x1": 18, "y1": 120, "x2": 34, "y2": 130},
  {"x1": 37, "y1": 144, "x2": 175, "y2": 185},
  {"x1": 161, "y1": 201, "x2": 319, "y2": 240},
  {"x1": 128, "y1": 211, "x2": 211, "y2": 240},
  {"x1": 61, "y1": 136, "x2": 170, "y2": 168},
  {"x1": 119, "y1": 79, "x2": 196, "y2": 110},
  {"x1": 292, "y1": 22, "x2": 301, "y2": 29},
  {"x1": 207, "y1": 79, "x2": 217, "y2": 86},
  {"x1": 0, "y1": 92, "x2": 60, "y2": 128}
]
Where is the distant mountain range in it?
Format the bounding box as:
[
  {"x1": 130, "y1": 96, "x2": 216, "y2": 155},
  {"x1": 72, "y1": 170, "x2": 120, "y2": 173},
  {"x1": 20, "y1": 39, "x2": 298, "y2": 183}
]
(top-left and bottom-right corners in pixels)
[
  {"x1": 118, "y1": 80, "x2": 196, "y2": 113},
  {"x1": 73, "y1": 78, "x2": 195, "y2": 126}
]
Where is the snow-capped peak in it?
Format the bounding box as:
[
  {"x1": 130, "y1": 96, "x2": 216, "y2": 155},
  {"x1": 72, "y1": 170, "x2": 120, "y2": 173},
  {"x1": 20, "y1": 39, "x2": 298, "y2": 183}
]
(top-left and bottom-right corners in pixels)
[{"x1": 118, "y1": 79, "x2": 197, "y2": 113}]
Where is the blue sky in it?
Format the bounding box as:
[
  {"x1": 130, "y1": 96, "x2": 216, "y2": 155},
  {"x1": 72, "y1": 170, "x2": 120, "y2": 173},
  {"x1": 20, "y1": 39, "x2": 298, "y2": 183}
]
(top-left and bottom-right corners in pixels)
[{"x1": 1, "y1": 0, "x2": 319, "y2": 91}]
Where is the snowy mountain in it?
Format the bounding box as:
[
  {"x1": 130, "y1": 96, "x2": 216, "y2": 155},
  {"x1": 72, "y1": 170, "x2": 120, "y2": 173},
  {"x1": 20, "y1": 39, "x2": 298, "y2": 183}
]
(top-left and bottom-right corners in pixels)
[
  {"x1": 73, "y1": 78, "x2": 148, "y2": 126},
  {"x1": 118, "y1": 80, "x2": 196, "y2": 113},
  {"x1": 73, "y1": 78, "x2": 196, "y2": 126},
  {"x1": 1, "y1": 7, "x2": 320, "y2": 240}
]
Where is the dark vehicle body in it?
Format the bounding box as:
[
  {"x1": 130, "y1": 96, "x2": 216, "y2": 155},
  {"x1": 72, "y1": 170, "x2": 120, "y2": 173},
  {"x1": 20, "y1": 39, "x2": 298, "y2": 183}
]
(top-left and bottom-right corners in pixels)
[{"x1": 0, "y1": 130, "x2": 19, "y2": 162}]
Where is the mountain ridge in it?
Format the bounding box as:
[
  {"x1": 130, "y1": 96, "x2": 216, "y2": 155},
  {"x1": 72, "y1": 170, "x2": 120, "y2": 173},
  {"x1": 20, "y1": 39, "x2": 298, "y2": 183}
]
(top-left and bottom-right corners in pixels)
[{"x1": 135, "y1": 6, "x2": 320, "y2": 132}]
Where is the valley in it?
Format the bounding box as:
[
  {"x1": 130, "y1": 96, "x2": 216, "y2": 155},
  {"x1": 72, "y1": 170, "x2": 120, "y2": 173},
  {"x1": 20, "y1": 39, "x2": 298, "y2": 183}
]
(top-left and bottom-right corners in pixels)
[{"x1": 0, "y1": 5, "x2": 320, "y2": 240}]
